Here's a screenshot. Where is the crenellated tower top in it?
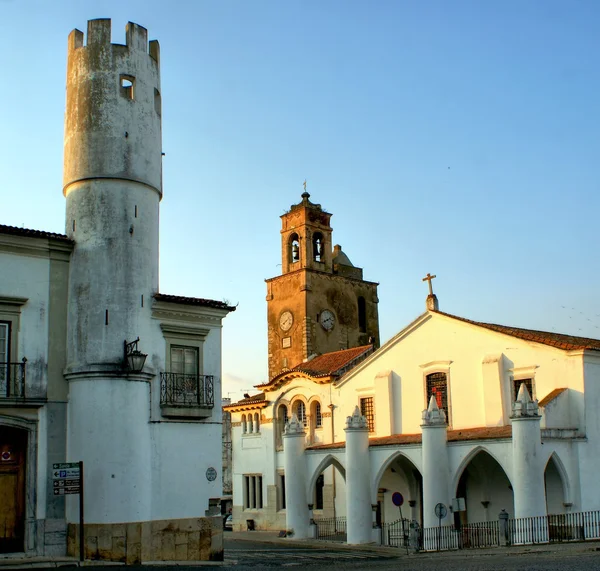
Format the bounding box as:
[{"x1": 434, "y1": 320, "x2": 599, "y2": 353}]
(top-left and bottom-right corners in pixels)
[{"x1": 63, "y1": 19, "x2": 162, "y2": 199}]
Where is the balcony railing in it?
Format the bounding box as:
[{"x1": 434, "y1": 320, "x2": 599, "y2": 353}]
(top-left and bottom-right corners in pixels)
[
  {"x1": 160, "y1": 372, "x2": 214, "y2": 408},
  {"x1": 0, "y1": 359, "x2": 26, "y2": 399}
]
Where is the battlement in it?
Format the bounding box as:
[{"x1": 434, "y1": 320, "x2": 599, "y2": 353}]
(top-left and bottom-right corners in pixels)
[{"x1": 68, "y1": 19, "x2": 160, "y2": 66}]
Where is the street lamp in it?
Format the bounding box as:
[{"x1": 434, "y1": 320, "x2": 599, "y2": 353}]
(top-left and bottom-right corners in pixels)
[{"x1": 124, "y1": 338, "x2": 147, "y2": 373}]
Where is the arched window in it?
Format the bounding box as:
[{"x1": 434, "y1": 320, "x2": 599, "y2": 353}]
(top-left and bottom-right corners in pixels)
[
  {"x1": 294, "y1": 401, "x2": 307, "y2": 427},
  {"x1": 241, "y1": 414, "x2": 247, "y2": 434},
  {"x1": 248, "y1": 414, "x2": 253, "y2": 433},
  {"x1": 426, "y1": 372, "x2": 449, "y2": 422},
  {"x1": 276, "y1": 404, "x2": 289, "y2": 448},
  {"x1": 358, "y1": 296, "x2": 367, "y2": 333},
  {"x1": 289, "y1": 233, "x2": 300, "y2": 263},
  {"x1": 254, "y1": 412, "x2": 260, "y2": 432},
  {"x1": 312, "y1": 232, "x2": 324, "y2": 262},
  {"x1": 314, "y1": 402, "x2": 322, "y2": 428}
]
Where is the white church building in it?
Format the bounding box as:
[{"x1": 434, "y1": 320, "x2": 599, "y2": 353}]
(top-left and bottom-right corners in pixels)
[
  {"x1": 226, "y1": 216, "x2": 600, "y2": 545},
  {"x1": 0, "y1": 20, "x2": 234, "y2": 561}
]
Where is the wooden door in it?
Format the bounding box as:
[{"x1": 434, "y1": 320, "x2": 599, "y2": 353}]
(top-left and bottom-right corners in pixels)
[{"x1": 0, "y1": 427, "x2": 26, "y2": 553}]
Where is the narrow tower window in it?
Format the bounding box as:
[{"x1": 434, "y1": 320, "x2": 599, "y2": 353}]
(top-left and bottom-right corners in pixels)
[
  {"x1": 120, "y1": 75, "x2": 135, "y2": 100},
  {"x1": 312, "y1": 232, "x2": 324, "y2": 262},
  {"x1": 358, "y1": 296, "x2": 367, "y2": 333},
  {"x1": 154, "y1": 88, "x2": 162, "y2": 116}
]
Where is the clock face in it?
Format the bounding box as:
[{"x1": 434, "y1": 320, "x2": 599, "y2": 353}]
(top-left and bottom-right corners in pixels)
[
  {"x1": 279, "y1": 310, "x2": 293, "y2": 332},
  {"x1": 320, "y1": 309, "x2": 335, "y2": 331}
]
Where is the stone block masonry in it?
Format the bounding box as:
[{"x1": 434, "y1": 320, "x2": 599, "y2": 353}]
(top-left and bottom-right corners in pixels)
[{"x1": 67, "y1": 517, "x2": 223, "y2": 563}]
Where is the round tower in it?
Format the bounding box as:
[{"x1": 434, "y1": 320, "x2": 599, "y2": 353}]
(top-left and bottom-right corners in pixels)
[
  {"x1": 63, "y1": 19, "x2": 160, "y2": 526},
  {"x1": 64, "y1": 19, "x2": 162, "y2": 370}
]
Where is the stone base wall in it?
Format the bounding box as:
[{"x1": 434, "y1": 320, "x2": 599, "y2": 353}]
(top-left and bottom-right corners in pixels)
[{"x1": 67, "y1": 517, "x2": 223, "y2": 563}]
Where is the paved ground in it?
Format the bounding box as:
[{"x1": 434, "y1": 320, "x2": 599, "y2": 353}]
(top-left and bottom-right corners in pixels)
[{"x1": 2, "y1": 530, "x2": 600, "y2": 569}]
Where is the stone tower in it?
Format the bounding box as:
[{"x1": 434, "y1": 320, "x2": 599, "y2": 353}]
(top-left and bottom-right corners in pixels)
[
  {"x1": 266, "y1": 192, "x2": 379, "y2": 379},
  {"x1": 63, "y1": 19, "x2": 160, "y2": 525}
]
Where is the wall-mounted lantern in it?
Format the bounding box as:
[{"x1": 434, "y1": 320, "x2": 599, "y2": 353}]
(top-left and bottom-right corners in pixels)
[{"x1": 124, "y1": 337, "x2": 147, "y2": 372}]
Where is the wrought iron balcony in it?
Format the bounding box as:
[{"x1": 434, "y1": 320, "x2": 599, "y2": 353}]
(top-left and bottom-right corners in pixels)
[
  {"x1": 160, "y1": 372, "x2": 214, "y2": 418},
  {"x1": 0, "y1": 359, "x2": 26, "y2": 399}
]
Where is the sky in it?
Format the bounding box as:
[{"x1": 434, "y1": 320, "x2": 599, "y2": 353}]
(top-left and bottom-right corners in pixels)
[{"x1": 1, "y1": 0, "x2": 599, "y2": 402}]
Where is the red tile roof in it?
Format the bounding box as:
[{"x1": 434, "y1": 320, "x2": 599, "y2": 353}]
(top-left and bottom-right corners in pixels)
[
  {"x1": 289, "y1": 345, "x2": 374, "y2": 378},
  {"x1": 538, "y1": 388, "x2": 568, "y2": 407},
  {"x1": 223, "y1": 393, "x2": 267, "y2": 411},
  {"x1": 435, "y1": 311, "x2": 600, "y2": 352},
  {"x1": 153, "y1": 293, "x2": 236, "y2": 312},
  {"x1": 0, "y1": 224, "x2": 72, "y2": 243},
  {"x1": 306, "y1": 425, "x2": 512, "y2": 450}
]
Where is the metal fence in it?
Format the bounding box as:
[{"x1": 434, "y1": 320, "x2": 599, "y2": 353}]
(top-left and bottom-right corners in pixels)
[
  {"x1": 417, "y1": 510, "x2": 600, "y2": 552},
  {"x1": 314, "y1": 517, "x2": 347, "y2": 542},
  {"x1": 0, "y1": 359, "x2": 26, "y2": 399}
]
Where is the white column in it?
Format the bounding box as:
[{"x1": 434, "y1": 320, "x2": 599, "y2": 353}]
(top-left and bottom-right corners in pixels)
[
  {"x1": 345, "y1": 407, "x2": 372, "y2": 544},
  {"x1": 511, "y1": 385, "x2": 547, "y2": 519},
  {"x1": 283, "y1": 414, "x2": 311, "y2": 538},
  {"x1": 421, "y1": 396, "x2": 450, "y2": 530}
]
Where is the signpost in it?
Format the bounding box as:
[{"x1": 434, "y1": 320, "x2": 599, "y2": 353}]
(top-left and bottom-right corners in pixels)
[
  {"x1": 434, "y1": 502, "x2": 447, "y2": 551},
  {"x1": 392, "y1": 492, "x2": 409, "y2": 554},
  {"x1": 52, "y1": 461, "x2": 84, "y2": 562}
]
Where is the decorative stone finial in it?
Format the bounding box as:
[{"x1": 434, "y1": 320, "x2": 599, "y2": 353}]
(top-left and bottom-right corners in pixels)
[
  {"x1": 421, "y1": 395, "x2": 447, "y2": 426},
  {"x1": 284, "y1": 413, "x2": 305, "y2": 435},
  {"x1": 345, "y1": 406, "x2": 368, "y2": 430},
  {"x1": 511, "y1": 384, "x2": 540, "y2": 418}
]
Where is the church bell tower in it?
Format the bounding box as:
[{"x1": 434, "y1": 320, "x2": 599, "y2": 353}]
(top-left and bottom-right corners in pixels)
[{"x1": 266, "y1": 192, "x2": 380, "y2": 379}]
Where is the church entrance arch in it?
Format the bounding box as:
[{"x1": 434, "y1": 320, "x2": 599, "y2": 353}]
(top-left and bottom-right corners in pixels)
[
  {"x1": 545, "y1": 453, "x2": 569, "y2": 514},
  {"x1": 454, "y1": 448, "x2": 513, "y2": 525},
  {"x1": 0, "y1": 425, "x2": 27, "y2": 553},
  {"x1": 373, "y1": 452, "x2": 423, "y2": 526},
  {"x1": 307, "y1": 454, "x2": 346, "y2": 519}
]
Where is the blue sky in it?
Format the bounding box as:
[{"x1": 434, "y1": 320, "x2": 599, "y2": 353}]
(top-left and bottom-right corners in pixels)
[{"x1": 1, "y1": 0, "x2": 599, "y2": 400}]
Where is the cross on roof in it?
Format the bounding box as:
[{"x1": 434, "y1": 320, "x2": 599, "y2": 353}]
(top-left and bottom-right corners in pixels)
[{"x1": 422, "y1": 273, "x2": 437, "y2": 296}]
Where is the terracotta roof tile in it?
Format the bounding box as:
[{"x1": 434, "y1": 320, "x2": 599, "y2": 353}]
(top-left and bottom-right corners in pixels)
[
  {"x1": 224, "y1": 393, "x2": 267, "y2": 410},
  {"x1": 435, "y1": 311, "x2": 600, "y2": 352},
  {"x1": 154, "y1": 293, "x2": 236, "y2": 312},
  {"x1": 538, "y1": 388, "x2": 568, "y2": 407},
  {"x1": 306, "y1": 425, "x2": 512, "y2": 450},
  {"x1": 290, "y1": 345, "x2": 374, "y2": 377},
  {"x1": 0, "y1": 224, "x2": 72, "y2": 243}
]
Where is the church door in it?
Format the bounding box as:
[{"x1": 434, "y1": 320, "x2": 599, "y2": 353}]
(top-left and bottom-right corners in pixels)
[{"x1": 0, "y1": 426, "x2": 27, "y2": 553}]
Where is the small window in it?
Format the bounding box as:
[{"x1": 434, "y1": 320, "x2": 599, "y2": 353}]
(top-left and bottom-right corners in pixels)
[
  {"x1": 244, "y1": 475, "x2": 263, "y2": 509},
  {"x1": 278, "y1": 473, "x2": 286, "y2": 510},
  {"x1": 254, "y1": 412, "x2": 260, "y2": 432},
  {"x1": 120, "y1": 75, "x2": 135, "y2": 100},
  {"x1": 171, "y1": 346, "x2": 198, "y2": 376},
  {"x1": 241, "y1": 414, "x2": 247, "y2": 434},
  {"x1": 513, "y1": 378, "x2": 534, "y2": 402},
  {"x1": 315, "y1": 402, "x2": 322, "y2": 428},
  {"x1": 154, "y1": 88, "x2": 161, "y2": 116},
  {"x1": 294, "y1": 401, "x2": 307, "y2": 427},
  {"x1": 360, "y1": 397, "x2": 375, "y2": 432},
  {"x1": 248, "y1": 414, "x2": 253, "y2": 433},
  {"x1": 358, "y1": 296, "x2": 367, "y2": 333},
  {"x1": 426, "y1": 372, "x2": 449, "y2": 422}
]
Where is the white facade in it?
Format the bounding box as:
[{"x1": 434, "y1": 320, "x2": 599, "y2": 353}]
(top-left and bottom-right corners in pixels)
[
  {"x1": 227, "y1": 309, "x2": 600, "y2": 543},
  {"x1": 0, "y1": 19, "x2": 233, "y2": 560}
]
